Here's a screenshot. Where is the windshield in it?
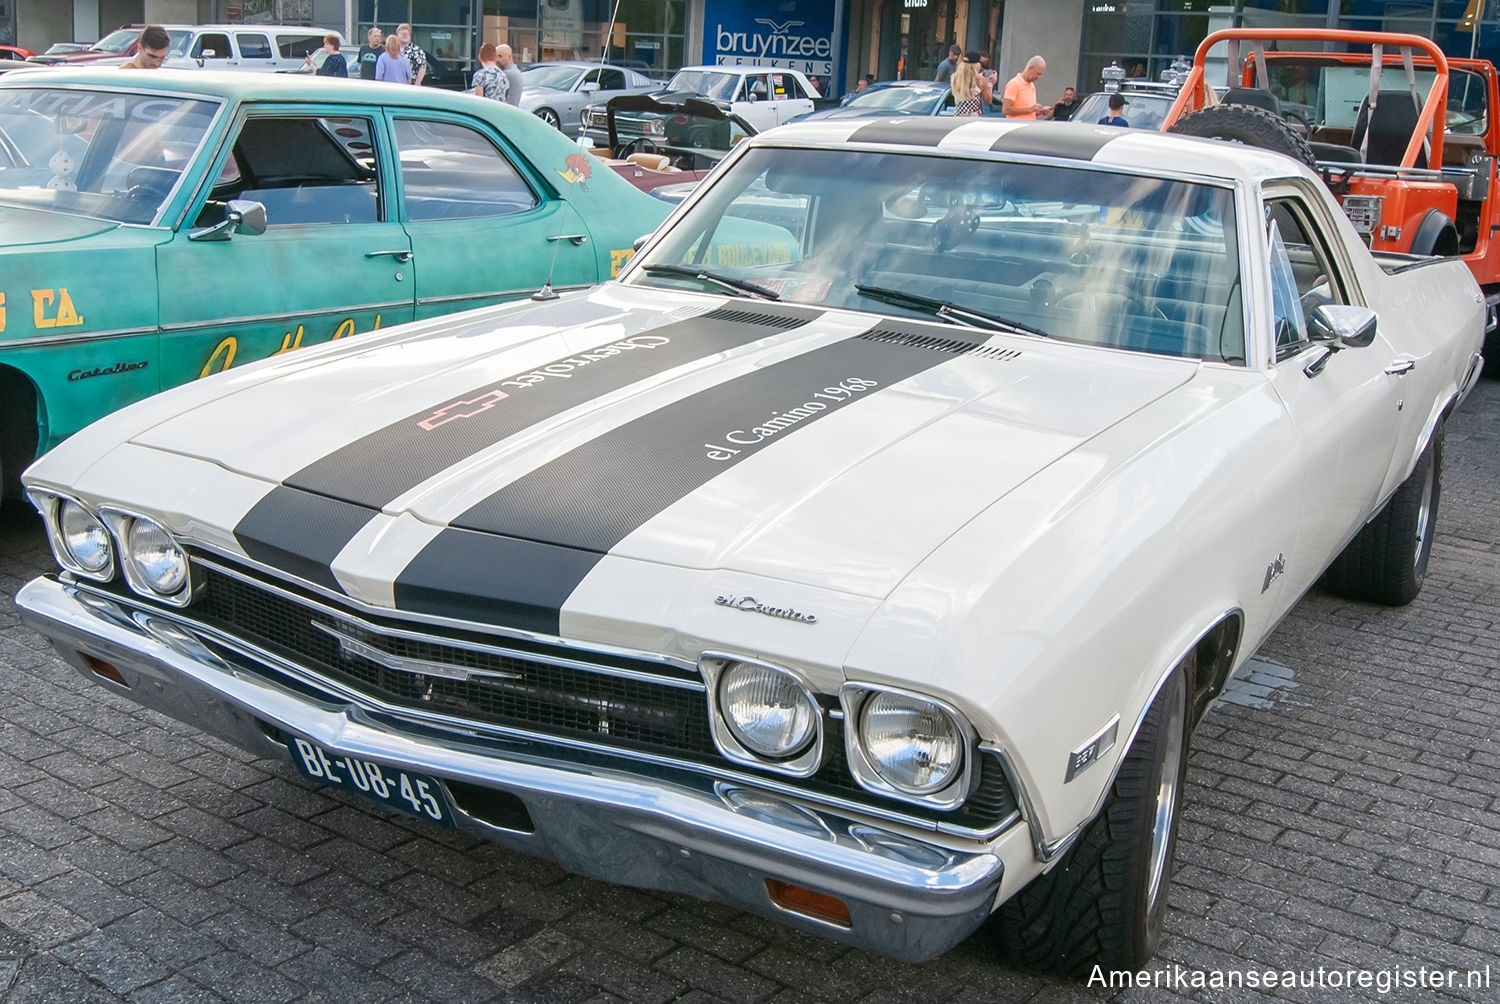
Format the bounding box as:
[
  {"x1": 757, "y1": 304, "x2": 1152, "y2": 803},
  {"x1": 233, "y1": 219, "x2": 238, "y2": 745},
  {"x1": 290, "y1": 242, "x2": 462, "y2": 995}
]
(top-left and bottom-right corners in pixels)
[
  {"x1": 523, "y1": 64, "x2": 585, "y2": 91},
  {"x1": 0, "y1": 87, "x2": 219, "y2": 224},
  {"x1": 92, "y1": 29, "x2": 141, "y2": 54},
  {"x1": 1073, "y1": 92, "x2": 1176, "y2": 130},
  {"x1": 848, "y1": 86, "x2": 947, "y2": 113},
  {"x1": 665, "y1": 70, "x2": 739, "y2": 101},
  {"x1": 625, "y1": 146, "x2": 1244, "y2": 363},
  {"x1": 1258, "y1": 61, "x2": 1487, "y2": 134}
]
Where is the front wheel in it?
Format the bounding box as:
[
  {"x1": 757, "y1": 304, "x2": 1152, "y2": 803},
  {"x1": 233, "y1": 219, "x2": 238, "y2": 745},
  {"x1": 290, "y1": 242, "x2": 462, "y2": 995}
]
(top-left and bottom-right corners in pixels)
[
  {"x1": 996, "y1": 668, "x2": 1189, "y2": 975},
  {"x1": 534, "y1": 107, "x2": 561, "y2": 130}
]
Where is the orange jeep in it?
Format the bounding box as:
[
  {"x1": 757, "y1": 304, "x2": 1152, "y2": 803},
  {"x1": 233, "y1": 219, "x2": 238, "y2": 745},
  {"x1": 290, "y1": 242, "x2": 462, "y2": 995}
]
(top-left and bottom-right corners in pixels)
[{"x1": 1163, "y1": 28, "x2": 1500, "y2": 358}]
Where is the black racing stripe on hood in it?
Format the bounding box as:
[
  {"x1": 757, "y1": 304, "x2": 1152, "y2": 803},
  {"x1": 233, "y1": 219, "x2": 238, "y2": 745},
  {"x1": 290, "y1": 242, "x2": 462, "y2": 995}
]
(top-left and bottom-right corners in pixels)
[
  {"x1": 233, "y1": 489, "x2": 378, "y2": 593},
  {"x1": 230, "y1": 304, "x2": 821, "y2": 593},
  {"x1": 988, "y1": 122, "x2": 1124, "y2": 161},
  {"x1": 285, "y1": 304, "x2": 823, "y2": 509},
  {"x1": 393, "y1": 320, "x2": 992, "y2": 632},
  {"x1": 848, "y1": 117, "x2": 972, "y2": 146}
]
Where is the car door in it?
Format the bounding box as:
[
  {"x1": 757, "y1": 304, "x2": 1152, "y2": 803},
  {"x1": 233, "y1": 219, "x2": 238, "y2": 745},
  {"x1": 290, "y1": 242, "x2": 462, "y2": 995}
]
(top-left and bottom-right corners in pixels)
[
  {"x1": 734, "y1": 74, "x2": 780, "y2": 132},
  {"x1": 155, "y1": 106, "x2": 415, "y2": 389},
  {"x1": 1261, "y1": 185, "x2": 1406, "y2": 596},
  {"x1": 771, "y1": 73, "x2": 815, "y2": 123},
  {"x1": 390, "y1": 113, "x2": 598, "y2": 318},
  {"x1": 234, "y1": 32, "x2": 276, "y2": 71}
]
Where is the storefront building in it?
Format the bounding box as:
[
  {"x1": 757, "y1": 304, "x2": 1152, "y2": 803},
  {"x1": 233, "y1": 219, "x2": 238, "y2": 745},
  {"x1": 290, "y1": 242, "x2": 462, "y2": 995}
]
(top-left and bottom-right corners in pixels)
[{"x1": 10, "y1": 1, "x2": 1500, "y2": 104}]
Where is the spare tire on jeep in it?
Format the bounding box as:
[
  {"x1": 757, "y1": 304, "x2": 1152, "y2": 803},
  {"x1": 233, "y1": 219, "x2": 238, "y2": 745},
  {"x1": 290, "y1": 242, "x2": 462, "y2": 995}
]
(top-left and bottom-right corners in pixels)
[{"x1": 1168, "y1": 104, "x2": 1319, "y2": 172}]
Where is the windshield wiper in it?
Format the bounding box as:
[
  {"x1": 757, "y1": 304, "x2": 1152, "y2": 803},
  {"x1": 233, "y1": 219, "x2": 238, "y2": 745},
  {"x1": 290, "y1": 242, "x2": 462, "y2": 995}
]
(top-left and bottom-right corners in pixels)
[
  {"x1": 855, "y1": 283, "x2": 1049, "y2": 339},
  {"x1": 642, "y1": 264, "x2": 781, "y2": 301}
]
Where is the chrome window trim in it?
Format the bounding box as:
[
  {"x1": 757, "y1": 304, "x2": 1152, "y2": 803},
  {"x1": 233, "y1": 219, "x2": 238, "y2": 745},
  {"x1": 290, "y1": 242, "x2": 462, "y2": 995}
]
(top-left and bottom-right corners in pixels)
[
  {"x1": 27, "y1": 489, "x2": 116, "y2": 583},
  {"x1": 838, "y1": 683, "x2": 975, "y2": 811},
  {"x1": 700, "y1": 652, "x2": 824, "y2": 778}
]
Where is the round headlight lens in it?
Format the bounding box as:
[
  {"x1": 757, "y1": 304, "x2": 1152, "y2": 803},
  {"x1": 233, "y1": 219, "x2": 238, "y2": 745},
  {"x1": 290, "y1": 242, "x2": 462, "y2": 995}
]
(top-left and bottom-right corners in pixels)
[
  {"x1": 859, "y1": 692, "x2": 964, "y2": 795},
  {"x1": 719, "y1": 662, "x2": 818, "y2": 758},
  {"x1": 59, "y1": 500, "x2": 111, "y2": 573},
  {"x1": 125, "y1": 517, "x2": 187, "y2": 595}
]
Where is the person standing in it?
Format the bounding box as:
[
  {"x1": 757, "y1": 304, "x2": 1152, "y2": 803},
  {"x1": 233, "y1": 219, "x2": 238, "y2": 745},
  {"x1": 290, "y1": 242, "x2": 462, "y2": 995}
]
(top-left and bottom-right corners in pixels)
[
  {"x1": 933, "y1": 43, "x2": 961, "y2": 83},
  {"x1": 375, "y1": 34, "x2": 412, "y2": 84},
  {"x1": 950, "y1": 52, "x2": 992, "y2": 117},
  {"x1": 497, "y1": 44, "x2": 523, "y2": 106},
  {"x1": 1097, "y1": 92, "x2": 1130, "y2": 127},
  {"x1": 471, "y1": 43, "x2": 507, "y2": 102},
  {"x1": 119, "y1": 25, "x2": 169, "y2": 69},
  {"x1": 308, "y1": 33, "x2": 347, "y2": 77},
  {"x1": 1051, "y1": 86, "x2": 1080, "y2": 122},
  {"x1": 397, "y1": 23, "x2": 427, "y2": 85},
  {"x1": 1002, "y1": 55, "x2": 1050, "y2": 119},
  {"x1": 356, "y1": 27, "x2": 383, "y2": 80}
]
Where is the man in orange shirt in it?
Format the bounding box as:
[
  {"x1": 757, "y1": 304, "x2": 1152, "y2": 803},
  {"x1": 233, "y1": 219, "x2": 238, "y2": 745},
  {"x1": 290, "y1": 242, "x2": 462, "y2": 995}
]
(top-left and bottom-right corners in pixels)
[{"x1": 1002, "y1": 55, "x2": 1051, "y2": 119}]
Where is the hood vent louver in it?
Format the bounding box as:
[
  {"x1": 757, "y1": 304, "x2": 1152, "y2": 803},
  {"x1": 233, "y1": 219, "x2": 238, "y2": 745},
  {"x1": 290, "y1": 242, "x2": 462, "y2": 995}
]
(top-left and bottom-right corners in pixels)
[
  {"x1": 700, "y1": 306, "x2": 808, "y2": 330},
  {"x1": 858, "y1": 329, "x2": 1023, "y2": 363}
]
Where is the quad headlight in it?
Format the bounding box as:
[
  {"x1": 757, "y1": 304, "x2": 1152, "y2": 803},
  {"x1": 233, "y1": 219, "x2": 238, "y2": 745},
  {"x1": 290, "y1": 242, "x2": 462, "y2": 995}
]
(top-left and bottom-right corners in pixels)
[
  {"x1": 30, "y1": 492, "x2": 116, "y2": 581},
  {"x1": 122, "y1": 516, "x2": 188, "y2": 596},
  {"x1": 703, "y1": 655, "x2": 823, "y2": 776},
  {"x1": 843, "y1": 686, "x2": 971, "y2": 807}
]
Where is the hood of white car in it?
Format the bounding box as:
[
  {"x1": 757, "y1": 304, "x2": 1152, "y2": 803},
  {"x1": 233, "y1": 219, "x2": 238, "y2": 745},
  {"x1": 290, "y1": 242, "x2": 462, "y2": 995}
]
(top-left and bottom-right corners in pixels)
[{"x1": 105, "y1": 285, "x2": 1195, "y2": 602}]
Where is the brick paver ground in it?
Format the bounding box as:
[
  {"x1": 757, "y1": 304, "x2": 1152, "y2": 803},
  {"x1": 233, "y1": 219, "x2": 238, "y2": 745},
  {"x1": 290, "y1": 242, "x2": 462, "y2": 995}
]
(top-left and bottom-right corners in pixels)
[{"x1": 0, "y1": 381, "x2": 1495, "y2": 1003}]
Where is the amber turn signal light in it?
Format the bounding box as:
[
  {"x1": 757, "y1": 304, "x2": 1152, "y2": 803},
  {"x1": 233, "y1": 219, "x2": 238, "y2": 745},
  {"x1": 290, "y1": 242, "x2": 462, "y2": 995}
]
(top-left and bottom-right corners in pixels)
[{"x1": 765, "y1": 879, "x2": 852, "y2": 928}]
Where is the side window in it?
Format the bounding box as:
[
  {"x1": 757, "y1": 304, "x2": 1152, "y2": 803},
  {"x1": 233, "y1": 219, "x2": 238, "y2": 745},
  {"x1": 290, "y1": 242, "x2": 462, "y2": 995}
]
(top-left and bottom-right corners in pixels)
[
  {"x1": 393, "y1": 119, "x2": 539, "y2": 222},
  {"x1": 277, "y1": 34, "x2": 323, "y2": 59},
  {"x1": 236, "y1": 33, "x2": 272, "y2": 59},
  {"x1": 195, "y1": 115, "x2": 381, "y2": 228},
  {"x1": 598, "y1": 69, "x2": 625, "y2": 91},
  {"x1": 1266, "y1": 197, "x2": 1345, "y2": 360},
  {"x1": 745, "y1": 75, "x2": 768, "y2": 100},
  {"x1": 193, "y1": 33, "x2": 231, "y2": 59},
  {"x1": 778, "y1": 76, "x2": 807, "y2": 100}
]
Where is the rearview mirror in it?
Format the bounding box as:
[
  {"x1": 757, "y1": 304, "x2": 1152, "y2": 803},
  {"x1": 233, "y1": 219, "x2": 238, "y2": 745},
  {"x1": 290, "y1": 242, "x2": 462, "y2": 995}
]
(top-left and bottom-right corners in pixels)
[
  {"x1": 1307, "y1": 304, "x2": 1377, "y2": 350},
  {"x1": 189, "y1": 199, "x2": 268, "y2": 242}
]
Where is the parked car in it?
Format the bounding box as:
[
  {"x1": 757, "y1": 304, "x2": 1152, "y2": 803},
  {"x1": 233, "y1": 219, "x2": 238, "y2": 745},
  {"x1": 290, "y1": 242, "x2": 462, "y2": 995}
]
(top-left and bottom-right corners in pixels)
[
  {"x1": 23, "y1": 25, "x2": 185, "y2": 65},
  {"x1": 14, "y1": 116, "x2": 1484, "y2": 974},
  {"x1": 585, "y1": 92, "x2": 756, "y2": 194},
  {"x1": 0, "y1": 69, "x2": 670, "y2": 494},
  {"x1": 790, "y1": 79, "x2": 993, "y2": 121},
  {"x1": 0, "y1": 44, "x2": 34, "y2": 60},
  {"x1": 585, "y1": 64, "x2": 816, "y2": 148},
  {"x1": 1163, "y1": 27, "x2": 1500, "y2": 369},
  {"x1": 1072, "y1": 80, "x2": 1184, "y2": 130},
  {"x1": 0, "y1": 58, "x2": 37, "y2": 76},
  {"x1": 519, "y1": 60, "x2": 657, "y2": 135}
]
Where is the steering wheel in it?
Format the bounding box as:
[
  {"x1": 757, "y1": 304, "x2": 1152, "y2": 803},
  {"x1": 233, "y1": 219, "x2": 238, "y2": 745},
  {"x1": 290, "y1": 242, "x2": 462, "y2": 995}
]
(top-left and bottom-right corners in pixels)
[{"x1": 620, "y1": 138, "x2": 662, "y2": 159}]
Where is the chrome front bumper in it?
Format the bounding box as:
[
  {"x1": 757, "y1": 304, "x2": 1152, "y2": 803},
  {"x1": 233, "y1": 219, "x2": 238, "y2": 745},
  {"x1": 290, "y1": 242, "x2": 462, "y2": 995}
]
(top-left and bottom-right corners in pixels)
[{"x1": 16, "y1": 575, "x2": 1007, "y2": 962}]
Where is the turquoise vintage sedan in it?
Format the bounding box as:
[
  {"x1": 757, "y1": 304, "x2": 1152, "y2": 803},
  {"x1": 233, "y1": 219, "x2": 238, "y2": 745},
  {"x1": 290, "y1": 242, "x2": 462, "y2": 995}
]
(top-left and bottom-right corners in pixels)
[{"x1": 0, "y1": 69, "x2": 669, "y2": 493}]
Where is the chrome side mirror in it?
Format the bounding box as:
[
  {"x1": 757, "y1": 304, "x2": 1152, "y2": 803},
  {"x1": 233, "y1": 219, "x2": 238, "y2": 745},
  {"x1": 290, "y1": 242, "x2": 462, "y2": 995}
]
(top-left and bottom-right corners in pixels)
[
  {"x1": 632, "y1": 233, "x2": 652, "y2": 252},
  {"x1": 1308, "y1": 304, "x2": 1377, "y2": 350},
  {"x1": 189, "y1": 199, "x2": 268, "y2": 242}
]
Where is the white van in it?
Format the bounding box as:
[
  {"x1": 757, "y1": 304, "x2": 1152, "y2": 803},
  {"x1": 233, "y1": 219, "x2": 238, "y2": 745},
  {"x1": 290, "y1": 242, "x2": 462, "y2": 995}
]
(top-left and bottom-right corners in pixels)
[{"x1": 160, "y1": 25, "x2": 345, "y2": 71}]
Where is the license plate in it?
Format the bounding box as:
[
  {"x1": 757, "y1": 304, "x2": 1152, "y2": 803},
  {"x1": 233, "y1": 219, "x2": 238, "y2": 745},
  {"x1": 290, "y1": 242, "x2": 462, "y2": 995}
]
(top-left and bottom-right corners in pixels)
[{"x1": 285, "y1": 736, "x2": 453, "y2": 828}]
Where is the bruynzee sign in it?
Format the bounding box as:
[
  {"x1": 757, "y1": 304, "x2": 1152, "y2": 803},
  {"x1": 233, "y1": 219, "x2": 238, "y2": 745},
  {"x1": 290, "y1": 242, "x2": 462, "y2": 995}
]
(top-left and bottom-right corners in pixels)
[{"x1": 703, "y1": 0, "x2": 837, "y2": 77}]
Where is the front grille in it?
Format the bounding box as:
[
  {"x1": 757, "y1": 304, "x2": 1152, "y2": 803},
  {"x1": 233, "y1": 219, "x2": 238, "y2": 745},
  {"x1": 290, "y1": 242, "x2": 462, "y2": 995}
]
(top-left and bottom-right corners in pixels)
[{"x1": 186, "y1": 559, "x2": 1018, "y2": 830}]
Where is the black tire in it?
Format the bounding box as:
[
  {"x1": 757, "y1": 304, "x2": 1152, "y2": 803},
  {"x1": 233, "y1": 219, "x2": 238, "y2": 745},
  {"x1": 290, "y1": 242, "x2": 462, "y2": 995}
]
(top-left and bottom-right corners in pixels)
[
  {"x1": 1322, "y1": 429, "x2": 1442, "y2": 606},
  {"x1": 534, "y1": 107, "x2": 562, "y2": 130},
  {"x1": 1168, "y1": 104, "x2": 1319, "y2": 172},
  {"x1": 997, "y1": 667, "x2": 1189, "y2": 976}
]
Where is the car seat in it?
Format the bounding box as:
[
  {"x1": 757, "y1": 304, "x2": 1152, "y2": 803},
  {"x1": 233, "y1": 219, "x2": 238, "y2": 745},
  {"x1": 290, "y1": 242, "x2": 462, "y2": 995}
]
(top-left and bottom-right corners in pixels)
[{"x1": 1351, "y1": 95, "x2": 1426, "y2": 168}]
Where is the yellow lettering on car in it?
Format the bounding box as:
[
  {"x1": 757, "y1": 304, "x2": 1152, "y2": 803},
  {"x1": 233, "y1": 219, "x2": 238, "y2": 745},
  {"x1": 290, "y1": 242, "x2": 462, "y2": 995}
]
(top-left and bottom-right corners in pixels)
[
  {"x1": 610, "y1": 248, "x2": 635, "y2": 276},
  {"x1": 274, "y1": 325, "x2": 305, "y2": 354},
  {"x1": 331, "y1": 317, "x2": 357, "y2": 340},
  {"x1": 200, "y1": 337, "x2": 237, "y2": 378},
  {"x1": 0, "y1": 292, "x2": 6, "y2": 332},
  {"x1": 31, "y1": 288, "x2": 85, "y2": 329}
]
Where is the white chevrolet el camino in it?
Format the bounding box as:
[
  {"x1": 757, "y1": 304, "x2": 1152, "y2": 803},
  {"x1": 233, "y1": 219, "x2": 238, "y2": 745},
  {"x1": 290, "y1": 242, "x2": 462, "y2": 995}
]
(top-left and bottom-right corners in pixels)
[{"x1": 16, "y1": 117, "x2": 1486, "y2": 973}]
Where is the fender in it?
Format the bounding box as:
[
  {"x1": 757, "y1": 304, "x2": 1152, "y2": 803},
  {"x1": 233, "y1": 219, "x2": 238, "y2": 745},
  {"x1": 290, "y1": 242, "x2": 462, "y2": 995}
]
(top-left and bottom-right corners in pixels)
[{"x1": 1409, "y1": 209, "x2": 1459, "y2": 257}]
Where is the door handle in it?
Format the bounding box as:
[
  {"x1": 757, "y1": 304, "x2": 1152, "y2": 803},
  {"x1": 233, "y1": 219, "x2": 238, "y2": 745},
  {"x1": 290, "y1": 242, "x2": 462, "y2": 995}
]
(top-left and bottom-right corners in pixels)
[
  {"x1": 547, "y1": 234, "x2": 589, "y2": 246},
  {"x1": 1384, "y1": 359, "x2": 1416, "y2": 375},
  {"x1": 365, "y1": 249, "x2": 414, "y2": 262}
]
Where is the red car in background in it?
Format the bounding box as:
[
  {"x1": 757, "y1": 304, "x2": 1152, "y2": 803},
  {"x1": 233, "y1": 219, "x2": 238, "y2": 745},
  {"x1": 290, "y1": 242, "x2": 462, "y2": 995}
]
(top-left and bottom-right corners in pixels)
[
  {"x1": 0, "y1": 45, "x2": 35, "y2": 60},
  {"x1": 24, "y1": 25, "x2": 170, "y2": 65}
]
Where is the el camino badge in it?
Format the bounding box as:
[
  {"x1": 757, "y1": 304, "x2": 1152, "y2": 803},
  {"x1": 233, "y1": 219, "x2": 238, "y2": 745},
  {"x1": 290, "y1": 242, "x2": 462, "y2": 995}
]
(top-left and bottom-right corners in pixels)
[{"x1": 714, "y1": 594, "x2": 818, "y2": 625}]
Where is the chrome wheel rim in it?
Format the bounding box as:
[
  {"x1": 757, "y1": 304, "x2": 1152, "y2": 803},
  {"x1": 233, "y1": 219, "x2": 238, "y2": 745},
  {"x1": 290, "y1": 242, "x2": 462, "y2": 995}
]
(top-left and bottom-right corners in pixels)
[
  {"x1": 539, "y1": 109, "x2": 559, "y2": 128},
  {"x1": 1145, "y1": 681, "x2": 1185, "y2": 916},
  {"x1": 1413, "y1": 460, "x2": 1435, "y2": 569}
]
